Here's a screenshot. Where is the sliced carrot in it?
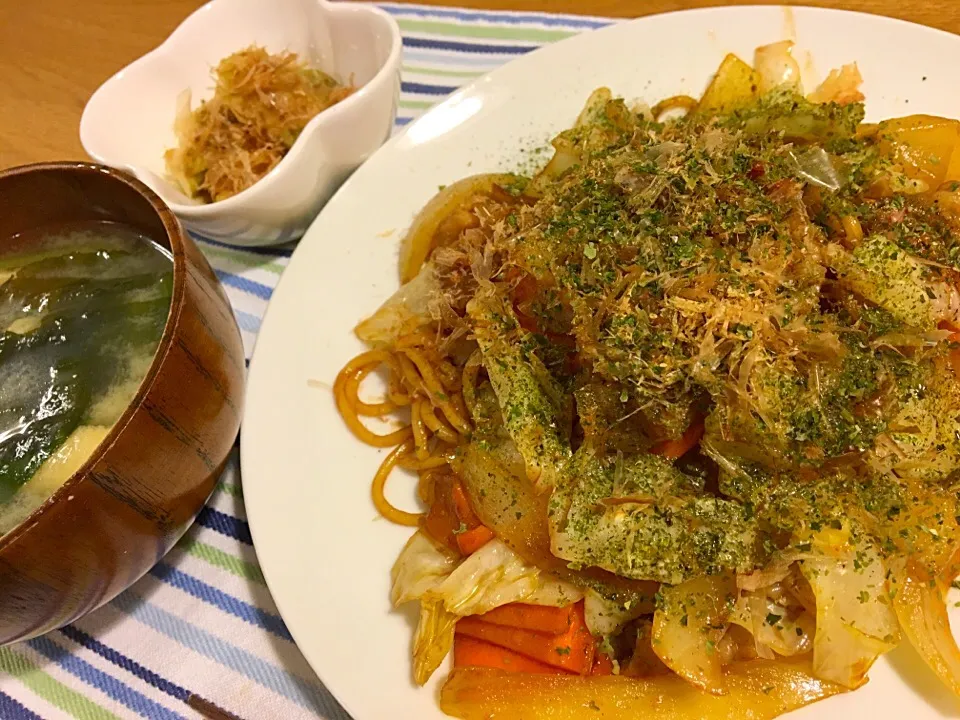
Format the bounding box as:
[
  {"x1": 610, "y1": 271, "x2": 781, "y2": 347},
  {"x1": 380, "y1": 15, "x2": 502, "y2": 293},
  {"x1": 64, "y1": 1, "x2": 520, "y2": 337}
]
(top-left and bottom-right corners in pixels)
[
  {"x1": 477, "y1": 603, "x2": 575, "y2": 635},
  {"x1": 426, "y1": 477, "x2": 495, "y2": 554},
  {"x1": 449, "y1": 482, "x2": 495, "y2": 554},
  {"x1": 591, "y1": 651, "x2": 615, "y2": 676},
  {"x1": 515, "y1": 309, "x2": 577, "y2": 348},
  {"x1": 504, "y1": 269, "x2": 576, "y2": 350},
  {"x1": 456, "y1": 602, "x2": 595, "y2": 674},
  {"x1": 650, "y1": 420, "x2": 705, "y2": 460},
  {"x1": 510, "y1": 271, "x2": 539, "y2": 305},
  {"x1": 452, "y1": 482, "x2": 481, "y2": 527},
  {"x1": 948, "y1": 332, "x2": 960, "y2": 380},
  {"x1": 457, "y1": 525, "x2": 495, "y2": 555},
  {"x1": 454, "y1": 635, "x2": 567, "y2": 674},
  {"x1": 424, "y1": 485, "x2": 462, "y2": 553}
]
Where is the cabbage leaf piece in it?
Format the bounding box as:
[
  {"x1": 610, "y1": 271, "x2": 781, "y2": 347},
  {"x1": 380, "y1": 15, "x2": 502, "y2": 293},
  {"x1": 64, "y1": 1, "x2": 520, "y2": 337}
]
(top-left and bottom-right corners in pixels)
[
  {"x1": 390, "y1": 531, "x2": 582, "y2": 685},
  {"x1": 800, "y1": 547, "x2": 899, "y2": 689},
  {"x1": 548, "y1": 448, "x2": 762, "y2": 585},
  {"x1": 468, "y1": 290, "x2": 571, "y2": 490}
]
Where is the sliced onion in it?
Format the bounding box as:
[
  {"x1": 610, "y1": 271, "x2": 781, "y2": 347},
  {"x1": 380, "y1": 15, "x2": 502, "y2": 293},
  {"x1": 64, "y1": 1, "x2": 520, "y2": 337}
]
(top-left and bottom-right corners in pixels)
[
  {"x1": 574, "y1": 87, "x2": 614, "y2": 127},
  {"x1": 653, "y1": 574, "x2": 737, "y2": 694},
  {"x1": 790, "y1": 147, "x2": 842, "y2": 192},
  {"x1": 754, "y1": 41, "x2": 803, "y2": 95},
  {"x1": 893, "y1": 572, "x2": 960, "y2": 697},
  {"x1": 399, "y1": 173, "x2": 521, "y2": 283},
  {"x1": 807, "y1": 64, "x2": 864, "y2": 105},
  {"x1": 355, "y1": 262, "x2": 441, "y2": 347}
]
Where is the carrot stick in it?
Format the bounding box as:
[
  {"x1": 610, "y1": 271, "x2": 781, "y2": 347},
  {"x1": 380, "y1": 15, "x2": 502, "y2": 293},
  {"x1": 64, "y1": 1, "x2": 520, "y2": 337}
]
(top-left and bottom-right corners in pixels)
[
  {"x1": 477, "y1": 603, "x2": 575, "y2": 635},
  {"x1": 452, "y1": 482, "x2": 481, "y2": 527},
  {"x1": 591, "y1": 652, "x2": 615, "y2": 676},
  {"x1": 949, "y1": 332, "x2": 960, "y2": 380},
  {"x1": 510, "y1": 271, "x2": 539, "y2": 305},
  {"x1": 424, "y1": 489, "x2": 461, "y2": 553},
  {"x1": 514, "y1": 309, "x2": 576, "y2": 348},
  {"x1": 426, "y1": 478, "x2": 495, "y2": 554},
  {"x1": 454, "y1": 635, "x2": 568, "y2": 675},
  {"x1": 456, "y1": 525, "x2": 495, "y2": 555},
  {"x1": 650, "y1": 420, "x2": 704, "y2": 460},
  {"x1": 456, "y1": 602, "x2": 595, "y2": 674}
]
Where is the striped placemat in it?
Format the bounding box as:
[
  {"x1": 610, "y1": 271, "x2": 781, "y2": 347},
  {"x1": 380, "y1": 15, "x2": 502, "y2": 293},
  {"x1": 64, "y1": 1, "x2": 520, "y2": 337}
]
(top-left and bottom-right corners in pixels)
[{"x1": 0, "y1": 4, "x2": 614, "y2": 719}]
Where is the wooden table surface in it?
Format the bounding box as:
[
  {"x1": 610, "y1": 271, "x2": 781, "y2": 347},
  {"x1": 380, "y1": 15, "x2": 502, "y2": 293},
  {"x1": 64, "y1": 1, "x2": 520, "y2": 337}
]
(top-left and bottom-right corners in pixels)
[{"x1": 1, "y1": 0, "x2": 958, "y2": 169}]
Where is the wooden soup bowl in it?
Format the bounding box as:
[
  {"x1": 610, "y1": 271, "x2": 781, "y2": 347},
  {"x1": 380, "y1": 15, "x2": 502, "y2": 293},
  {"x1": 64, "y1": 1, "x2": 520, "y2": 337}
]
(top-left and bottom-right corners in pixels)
[{"x1": 0, "y1": 163, "x2": 245, "y2": 645}]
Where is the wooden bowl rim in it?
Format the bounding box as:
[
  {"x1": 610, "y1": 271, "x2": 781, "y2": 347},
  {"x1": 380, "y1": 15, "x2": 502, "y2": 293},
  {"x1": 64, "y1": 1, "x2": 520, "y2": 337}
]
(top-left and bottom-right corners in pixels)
[{"x1": 0, "y1": 161, "x2": 190, "y2": 551}]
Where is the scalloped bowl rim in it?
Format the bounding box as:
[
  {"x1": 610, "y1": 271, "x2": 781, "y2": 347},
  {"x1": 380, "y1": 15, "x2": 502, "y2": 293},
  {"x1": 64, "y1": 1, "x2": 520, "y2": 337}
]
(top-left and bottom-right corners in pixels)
[{"x1": 79, "y1": 0, "x2": 402, "y2": 218}]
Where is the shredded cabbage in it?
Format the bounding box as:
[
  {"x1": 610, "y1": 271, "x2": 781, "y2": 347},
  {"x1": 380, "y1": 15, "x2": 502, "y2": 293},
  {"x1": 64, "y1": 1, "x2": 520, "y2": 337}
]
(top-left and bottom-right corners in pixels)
[
  {"x1": 413, "y1": 598, "x2": 458, "y2": 686},
  {"x1": 730, "y1": 588, "x2": 814, "y2": 660},
  {"x1": 801, "y1": 549, "x2": 899, "y2": 688},
  {"x1": 390, "y1": 531, "x2": 583, "y2": 683},
  {"x1": 433, "y1": 538, "x2": 573, "y2": 616},
  {"x1": 583, "y1": 588, "x2": 646, "y2": 637},
  {"x1": 391, "y1": 530, "x2": 458, "y2": 607}
]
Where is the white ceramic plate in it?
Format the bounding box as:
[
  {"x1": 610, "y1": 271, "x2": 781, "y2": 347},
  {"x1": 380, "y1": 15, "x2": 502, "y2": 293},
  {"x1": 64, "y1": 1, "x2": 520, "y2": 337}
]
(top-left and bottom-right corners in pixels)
[{"x1": 242, "y1": 7, "x2": 960, "y2": 719}]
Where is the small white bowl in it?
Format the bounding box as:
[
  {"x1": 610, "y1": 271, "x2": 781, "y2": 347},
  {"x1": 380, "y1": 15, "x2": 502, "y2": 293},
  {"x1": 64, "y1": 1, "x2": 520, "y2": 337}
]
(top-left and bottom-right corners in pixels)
[{"x1": 80, "y1": 0, "x2": 401, "y2": 247}]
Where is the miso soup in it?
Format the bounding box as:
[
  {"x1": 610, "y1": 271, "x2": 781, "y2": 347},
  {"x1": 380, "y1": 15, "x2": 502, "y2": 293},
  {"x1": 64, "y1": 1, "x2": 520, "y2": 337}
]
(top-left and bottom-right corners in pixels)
[{"x1": 0, "y1": 220, "x2": 173, "y2": 535}]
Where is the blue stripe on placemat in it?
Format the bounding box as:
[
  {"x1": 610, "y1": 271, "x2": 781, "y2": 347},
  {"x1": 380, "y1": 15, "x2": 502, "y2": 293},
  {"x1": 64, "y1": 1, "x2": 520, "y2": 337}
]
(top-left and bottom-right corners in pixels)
[
  {"x1": 111, "y1": 593, "x2": 346, "y2": 718},
  {"x1": 402, "y1": 35, "x2": 537, "y2": 54},
  {"x1": 215, "y1": 271, "x2": 274, "y2": 302},
  {"x1": 234, "y1": 308, "x2": 262, "y2": 334},
  {"x1": 402, "y1": 49, "x2": 507, "y2": 66},
  {"x1": 401, "y1": 80, "x2": 459, "y2": 95},
  {"x1": 27, "y1": 636, "x2": 188, "y2": 720},
  {"x1": 0, "y1": 691, "x2": 44, "y2": 720},
  {"x1": 58, "y1": 626, "x2": 191, "y2": 703},
  {"x1": 192, "y1": 233, "x2": 296, "y2": 258},
  {"x1": 195, "y1": 506, "x2": 253, "y2": 545},
  {"x1": 378, "y1": 2, "x2": 609, "y2": 29},
  {"x1": 149, "y1": 563, "x2": 293, "y2": 642}
]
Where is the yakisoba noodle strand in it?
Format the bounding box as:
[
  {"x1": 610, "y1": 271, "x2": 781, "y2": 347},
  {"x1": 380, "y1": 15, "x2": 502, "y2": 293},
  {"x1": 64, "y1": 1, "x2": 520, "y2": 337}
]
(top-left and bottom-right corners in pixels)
[
  {"x1": 334, "y1": 331, "x2": 472, "y2": 529},
  {"x1": 371, "y1": 440, "x2": 421, "y2": 526},
  {"x1": 650, "y1": 93, "x2": 699, "y2": 120},
  {"x1": 333, "y1": 350, "x2": 411, "y2": 447},
  {"x1": 334, "y1": 39, "x2": 960, "y2": 720}
]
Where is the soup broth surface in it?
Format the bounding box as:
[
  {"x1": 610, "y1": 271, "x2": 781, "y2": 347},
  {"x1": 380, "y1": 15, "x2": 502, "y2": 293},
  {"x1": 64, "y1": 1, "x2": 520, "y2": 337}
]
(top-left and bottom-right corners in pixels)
[{"x1": 0, "y1": 220, "x2": 172, "y2": 535}]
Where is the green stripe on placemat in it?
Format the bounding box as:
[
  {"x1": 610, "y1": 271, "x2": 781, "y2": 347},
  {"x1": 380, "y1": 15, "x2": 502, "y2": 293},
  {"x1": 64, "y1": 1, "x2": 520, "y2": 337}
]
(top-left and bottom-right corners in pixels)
[
  {"x1": 402, "y1": 64, "x2": 484, "y2": 78},
  {"x1": 180, "y1": 537, "x2": 266, "y2": 585},
  {"x1": 396, "y1": 17, "x2": 576, "y2": 42},
  {"x1": 0, "y1": 647, "x2": 122, "y2": 720},
  {"x1": 400, "y1": 99, "x2": 437, "y2": 110},
  {"x1": 218, "y1": 481, "x2": 243, "y2": 498},
  {"x1": 200, "y1": 246, "x2": 286, "y2": 276}
]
